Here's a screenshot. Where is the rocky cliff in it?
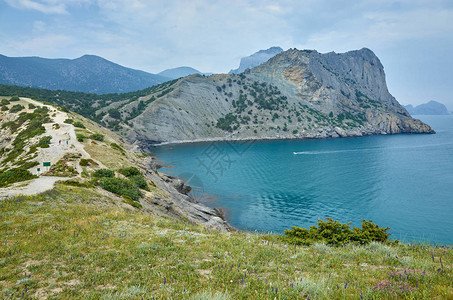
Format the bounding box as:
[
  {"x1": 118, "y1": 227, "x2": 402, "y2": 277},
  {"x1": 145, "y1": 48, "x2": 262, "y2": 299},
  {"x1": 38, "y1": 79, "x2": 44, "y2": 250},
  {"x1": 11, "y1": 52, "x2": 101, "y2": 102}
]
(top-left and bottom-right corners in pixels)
[
  {"x1": 229, "y1": 47, "x2": 283, "y2": 74},
  {"x1": 97, "y1": 48, "x2": 433, "y2": 144}
]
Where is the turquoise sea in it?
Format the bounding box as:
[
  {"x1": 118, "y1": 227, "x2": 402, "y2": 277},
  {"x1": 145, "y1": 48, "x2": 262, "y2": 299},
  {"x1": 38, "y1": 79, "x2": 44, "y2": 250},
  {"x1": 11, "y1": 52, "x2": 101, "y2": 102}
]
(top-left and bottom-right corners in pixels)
[{"x1": 152, "y1": 115, "x2": 453, "y2": 245}]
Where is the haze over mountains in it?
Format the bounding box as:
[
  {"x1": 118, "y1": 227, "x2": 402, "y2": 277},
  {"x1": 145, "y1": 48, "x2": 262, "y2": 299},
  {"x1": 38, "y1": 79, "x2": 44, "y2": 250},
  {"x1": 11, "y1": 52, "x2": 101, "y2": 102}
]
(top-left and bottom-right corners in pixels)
[{"x1": 404, "y1": 101, "x2": 450, "y2": 115}]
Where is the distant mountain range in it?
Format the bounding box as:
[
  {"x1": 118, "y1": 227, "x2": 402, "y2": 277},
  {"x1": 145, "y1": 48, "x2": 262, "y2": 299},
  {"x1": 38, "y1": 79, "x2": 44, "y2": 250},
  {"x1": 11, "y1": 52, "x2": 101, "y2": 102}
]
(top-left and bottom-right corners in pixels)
[
  {"x1": 404, "y1": 101, "x2": 450, "y2": 115},
  {"x1": 229, "y1": 46, "x2": 283, "y2": 74},
  {"x1": 158, "y1": 66, "x2": 208, "y2": 80},
  {"x1": 0, "y1": 54, "x2": 170, "y2": 94}
]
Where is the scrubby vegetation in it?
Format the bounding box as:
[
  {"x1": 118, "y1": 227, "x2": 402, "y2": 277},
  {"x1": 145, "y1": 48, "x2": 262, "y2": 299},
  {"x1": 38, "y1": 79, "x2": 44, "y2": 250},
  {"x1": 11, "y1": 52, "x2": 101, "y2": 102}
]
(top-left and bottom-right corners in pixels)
[
  {"x1": 99, "y1": 177, "x2": 143, "y2": 200},
  {"x1": 0, "y1": 167, "x2": 37, "y2": 187},
  {"x1": 1, "y1": 106, "x2": 50, "y2": 168},
  {"x1": 93, "y1": 168, "x2": 114, "y2": 178},
  {"x1": 0, "y1": 185, "x2": 451, "y2": 299},
  {"x1": 37, "y1": 136, "x2": 52, "y2": 148},
  {"x1": 89, "y1": 133, "x2": 104, "y2": 141},
  {"x1": 284, "y1": 218, "x2": 394, "y2": 246}
]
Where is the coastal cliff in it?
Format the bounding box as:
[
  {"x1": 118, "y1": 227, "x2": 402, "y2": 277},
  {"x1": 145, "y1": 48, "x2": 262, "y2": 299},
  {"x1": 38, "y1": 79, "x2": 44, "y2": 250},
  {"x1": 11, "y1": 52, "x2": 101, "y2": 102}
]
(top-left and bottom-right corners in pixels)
[{"x1": 116, "y1": 48, "x2": 433, "y2": 144}]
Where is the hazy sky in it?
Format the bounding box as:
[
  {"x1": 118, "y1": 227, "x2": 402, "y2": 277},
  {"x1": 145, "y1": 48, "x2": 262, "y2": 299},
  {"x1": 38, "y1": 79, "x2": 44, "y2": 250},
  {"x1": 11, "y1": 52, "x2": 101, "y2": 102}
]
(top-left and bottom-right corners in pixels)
[{"x1": 0, "y1": 0, "x2": 452, "y2": 108}]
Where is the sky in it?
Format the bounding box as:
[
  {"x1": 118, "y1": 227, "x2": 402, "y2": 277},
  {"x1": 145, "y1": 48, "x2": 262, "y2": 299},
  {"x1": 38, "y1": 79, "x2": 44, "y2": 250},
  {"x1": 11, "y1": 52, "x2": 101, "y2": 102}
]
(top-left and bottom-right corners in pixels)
[{"x1": 0, "y1": 0, "x2": 452, "y2": 109}]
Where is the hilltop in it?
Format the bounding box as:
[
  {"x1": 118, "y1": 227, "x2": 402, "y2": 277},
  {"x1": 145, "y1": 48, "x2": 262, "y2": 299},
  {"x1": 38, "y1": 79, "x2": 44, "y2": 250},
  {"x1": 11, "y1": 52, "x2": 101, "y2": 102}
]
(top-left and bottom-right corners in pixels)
[
  {"x1": 0, "y1": 54, "x2": 169, "y2": 94},
  {"x1": 0, "y1": 96, "x2": 228, "y2": 229}
]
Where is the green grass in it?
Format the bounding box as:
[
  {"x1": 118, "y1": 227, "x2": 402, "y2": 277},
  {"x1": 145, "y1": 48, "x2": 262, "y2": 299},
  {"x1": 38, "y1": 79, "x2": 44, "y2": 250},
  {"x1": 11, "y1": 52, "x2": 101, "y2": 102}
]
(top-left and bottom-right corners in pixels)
[{"x1": 0, "y1": 185, "x2": 452, "y2": 299}]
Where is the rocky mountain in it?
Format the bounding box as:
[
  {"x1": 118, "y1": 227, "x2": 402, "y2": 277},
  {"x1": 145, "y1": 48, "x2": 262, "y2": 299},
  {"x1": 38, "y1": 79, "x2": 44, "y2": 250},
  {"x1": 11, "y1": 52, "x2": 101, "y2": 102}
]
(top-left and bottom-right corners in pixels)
[
  {"x1": 0, "y1": 54, "x2": 169, "y2": 94},
  {"x1": 93, "y1": 48, "x2": 433, "y2": 145},
  {"x1": 229, "y1": 46, "x2": 283, "y2": 74},
  {"x1": 158, "y1": 66, "x2": 204, "y2": 79},
  {"x1": 404, "y1": 101, "x2": 449, "y2": 115}
]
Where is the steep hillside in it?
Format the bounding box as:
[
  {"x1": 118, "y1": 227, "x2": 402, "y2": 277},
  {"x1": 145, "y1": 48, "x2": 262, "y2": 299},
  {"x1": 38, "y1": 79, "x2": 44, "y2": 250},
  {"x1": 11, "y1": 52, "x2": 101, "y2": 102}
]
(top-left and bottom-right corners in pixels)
[
  {"x1": 229, "y1": 46, "x2": 283, "y2": 74},
  {"x1": 103, "y1": 48, "x2": 433, "y2": 144},
  {"x1": 0, "y1": 54, "x2": 169, "y2": 94},
  {"x1": 0, "y1": 96, "x2": 228, "y2": 230}
]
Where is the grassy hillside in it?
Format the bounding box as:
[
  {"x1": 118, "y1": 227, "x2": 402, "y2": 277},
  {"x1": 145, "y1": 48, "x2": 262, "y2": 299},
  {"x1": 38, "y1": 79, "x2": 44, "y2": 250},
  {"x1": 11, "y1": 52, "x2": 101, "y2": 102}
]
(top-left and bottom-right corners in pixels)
[{"x1": 1, "y1": 184, "x2": 452, "y2": 299}]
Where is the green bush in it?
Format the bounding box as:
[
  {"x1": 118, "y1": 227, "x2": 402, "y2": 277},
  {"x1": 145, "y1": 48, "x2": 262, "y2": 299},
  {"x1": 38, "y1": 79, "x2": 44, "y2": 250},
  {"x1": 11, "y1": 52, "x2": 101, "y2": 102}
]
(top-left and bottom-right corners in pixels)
[
  {"x1": 129, "y1": 175, "x2": 150, "y2": 191},
  {"x1": 10, "y1": 95, "x2": 20, "y2": 102},
  {"x1": 28, "y1": 103, "x2": 36, "y2": 109},
  {"x1": 119, "y1": 166, "x2": 141, "y2": 177},
  {"x1": 73, "y1": 121, "x2": 85, "y2": 128},
  {"x1": 90, "y1": 133, "x2": 104, "y2": 141},
  {"x1": 0, "y1": 168, "x2": 37, "y2": 187},
  {"x1": 37, "y1": 136, "x2": 52, "y2": 148},
  {"x1": 1, "y1": 106, "x2": 8, "y2": 111},
  {"x1": 99, "y1": 177, "x2": 143, "y2": 200},
  {"x1": 76, "y1": 133, "x2": 87, "y2": 142},
  {"x1": 283, "y1": 218, "x2": 395, "y2": 246},
  {"x1": 10, "y1": 104, "x2": 25, "y2": 113},
  {"x1": 1, "y1": 99, "x2": 10, "y2": 105},
  {"x1": 64, "y1": 119, "x2": 74, "y2": 124},
  {"x1": 93, "y1": 169, "x2": 115, "y2": 178}
]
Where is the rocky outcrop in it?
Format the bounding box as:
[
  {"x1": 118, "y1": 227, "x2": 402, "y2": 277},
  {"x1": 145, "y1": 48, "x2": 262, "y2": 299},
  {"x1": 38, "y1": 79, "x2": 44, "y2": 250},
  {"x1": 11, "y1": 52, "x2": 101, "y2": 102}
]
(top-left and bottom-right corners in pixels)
[
  {"x1": 121, "y1": 47, "x2": 433, "y2": 144},
  {"x1": 229, "y1": 47, "x2": 283, "y2": 74}
]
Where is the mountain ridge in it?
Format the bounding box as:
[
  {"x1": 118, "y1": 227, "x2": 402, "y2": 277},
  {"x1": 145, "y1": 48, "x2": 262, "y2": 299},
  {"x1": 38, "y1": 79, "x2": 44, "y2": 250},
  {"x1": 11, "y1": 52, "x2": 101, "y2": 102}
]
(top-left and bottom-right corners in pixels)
[
  {"x1": 114, "y1": 47, "x2": 433, "y2": 145},
  {"x1": 0, "y1": 54, "x2": 169, "y2": 94}
]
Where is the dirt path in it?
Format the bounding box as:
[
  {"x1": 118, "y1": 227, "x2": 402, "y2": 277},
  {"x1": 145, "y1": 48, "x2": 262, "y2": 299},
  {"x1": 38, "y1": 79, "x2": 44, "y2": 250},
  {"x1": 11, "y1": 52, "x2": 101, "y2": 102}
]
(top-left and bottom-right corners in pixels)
[
  {"x1": 0, "y1": 177, "x2": 65, "y2": 200},
  {"x1": 0, "y1": 98, "x2": 102, "y2": 199}
]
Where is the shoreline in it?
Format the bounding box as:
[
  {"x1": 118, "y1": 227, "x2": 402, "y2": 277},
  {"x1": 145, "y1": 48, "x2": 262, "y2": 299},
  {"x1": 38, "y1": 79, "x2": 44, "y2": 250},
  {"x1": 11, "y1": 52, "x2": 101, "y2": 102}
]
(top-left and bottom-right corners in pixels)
[{"x1": 146, "y1": 130, "x2": 434, "y2": 147}]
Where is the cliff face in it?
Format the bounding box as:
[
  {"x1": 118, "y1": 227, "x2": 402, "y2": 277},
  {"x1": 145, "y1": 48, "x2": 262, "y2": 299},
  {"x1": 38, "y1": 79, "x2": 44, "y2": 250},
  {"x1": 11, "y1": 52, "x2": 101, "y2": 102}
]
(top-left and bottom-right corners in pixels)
[
  {"x1": 114, "y1": 48, "x2": 433, "y2": 144},
  {"x1": 229, "y1": 47, "x2": 283, "y2": 74}
]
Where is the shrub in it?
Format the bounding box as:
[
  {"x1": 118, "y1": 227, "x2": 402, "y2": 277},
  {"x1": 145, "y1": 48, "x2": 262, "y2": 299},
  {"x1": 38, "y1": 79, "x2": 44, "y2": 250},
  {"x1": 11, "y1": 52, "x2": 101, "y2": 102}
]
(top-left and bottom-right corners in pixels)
[
  {"x1": 28, "y1": 103, "x2": 36, "y2": 109},
  {"x1": 90, "y1": 133, "x2": 104, "y2": 141},
  {"x1": 283, "y1": 218, "x2": 394, "y2": 246},
  {"x1": 60, "y1": 106, "x2": 69, "y2": 112},
  {"x1": 10, "y1": 95, "x2": 20, "y2": 101},
  {"x1": 0, "y1": 168, "x2": 37, "y2": 187},
  {"x1": 108, "y1": 108, "x2": 121, "y2": 119},
  {"x1": 76, "y1": 133, "x2": 87, "y2": 142},
  {"x1": 79, "y1": 159, "x2": 89, "y2": 166},
  {"x1": 1, "y1": 106, "x2": 8, "y2": 111},
  {"x1": 64, "y1": 119, "x2": 74, "y2": 124},
  {"x1": 129, "y1": 175, "x2": 150, "y2": 191},
  {"x1": 99, "y1": 177, "x2": 143, "y2": 200},
  {"x1": 37, "y1": 136, "x2": 52, "y2": 148},
  {"x1": 1, "y1": 99, "x2": 10, "y2": 105},
  {"x1": 93, "y1": 169, "x2": 115, "y2": 178},
  {"x1": 119, "y1": 166, "x2": 141, "y2": 177},
  {"x1": 73, "y1": 121, "x2": 85, "y2": 128},
  {"x1": 79, "y1": 158, "x2": 98, "y2": 167},
  {"x1": 123, "y1": 196, "x2": 142, "y2": 208},
  {"x1": 10, "y1": 104, "x2": 25, "y2": 113}
]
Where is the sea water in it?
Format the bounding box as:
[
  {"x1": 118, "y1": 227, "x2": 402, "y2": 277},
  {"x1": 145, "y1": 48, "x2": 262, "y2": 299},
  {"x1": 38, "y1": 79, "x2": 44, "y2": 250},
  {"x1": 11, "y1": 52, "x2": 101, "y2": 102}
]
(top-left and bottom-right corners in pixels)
[{"x1": 152, "y1": 115, "x2": 453, "y2": 245}]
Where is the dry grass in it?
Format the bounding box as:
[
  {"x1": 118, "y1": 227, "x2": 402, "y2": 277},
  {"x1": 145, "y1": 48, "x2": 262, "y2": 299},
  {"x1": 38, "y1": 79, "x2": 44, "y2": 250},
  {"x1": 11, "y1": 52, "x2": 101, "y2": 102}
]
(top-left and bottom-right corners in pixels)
[{"x1": 1, "y1": 184, "x2": 452, "y2": 299}]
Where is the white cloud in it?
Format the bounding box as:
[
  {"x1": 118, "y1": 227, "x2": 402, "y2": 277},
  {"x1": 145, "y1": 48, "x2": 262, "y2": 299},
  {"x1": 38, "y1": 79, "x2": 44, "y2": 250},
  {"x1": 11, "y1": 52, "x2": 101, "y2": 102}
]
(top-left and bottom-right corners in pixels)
[
  {"x1": 5, "y1": 0, "x2": 67, "y2": 14},
  {"x1": 4, "y1": 0, "x2": 93, "y2": 14}
]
